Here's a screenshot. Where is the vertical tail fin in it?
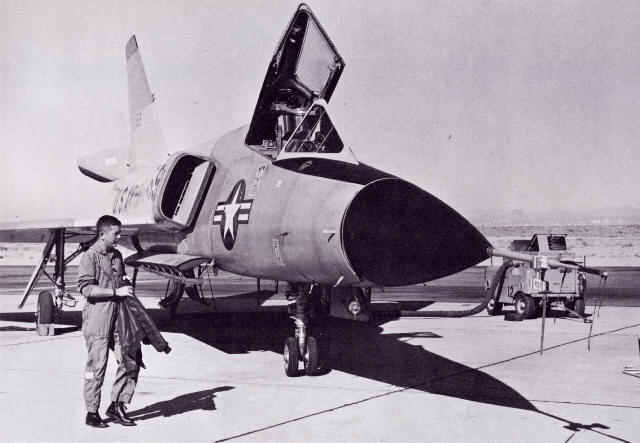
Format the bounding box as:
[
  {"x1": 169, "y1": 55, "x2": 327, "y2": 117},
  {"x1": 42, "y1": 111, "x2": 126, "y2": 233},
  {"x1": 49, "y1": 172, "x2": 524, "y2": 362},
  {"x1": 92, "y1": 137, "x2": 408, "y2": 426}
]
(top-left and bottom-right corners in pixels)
[{"x1": 125, "y1": 35, "x2": 168, "y2": 168}]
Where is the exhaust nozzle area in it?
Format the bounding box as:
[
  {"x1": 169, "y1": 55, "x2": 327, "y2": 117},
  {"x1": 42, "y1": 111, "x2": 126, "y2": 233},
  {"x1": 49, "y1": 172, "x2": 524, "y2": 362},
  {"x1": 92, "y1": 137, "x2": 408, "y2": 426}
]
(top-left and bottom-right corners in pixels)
[{"x1": 342, "y1": 179, "x2": 490, "y2": 286}]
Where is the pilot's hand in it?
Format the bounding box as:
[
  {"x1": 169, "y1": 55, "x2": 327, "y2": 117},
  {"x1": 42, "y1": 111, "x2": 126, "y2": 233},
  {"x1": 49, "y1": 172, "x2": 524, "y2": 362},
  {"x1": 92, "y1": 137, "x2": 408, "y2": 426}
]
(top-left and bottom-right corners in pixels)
[{"x1": 115, "y1": 286, "x2": 134, "y2": 297}]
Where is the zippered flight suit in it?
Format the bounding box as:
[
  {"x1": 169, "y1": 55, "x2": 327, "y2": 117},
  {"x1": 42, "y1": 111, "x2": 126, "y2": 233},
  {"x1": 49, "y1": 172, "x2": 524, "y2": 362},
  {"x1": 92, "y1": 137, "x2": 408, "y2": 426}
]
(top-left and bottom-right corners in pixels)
[{"x1": 77, "y1": 242, "x2": 140, "y2": 413}]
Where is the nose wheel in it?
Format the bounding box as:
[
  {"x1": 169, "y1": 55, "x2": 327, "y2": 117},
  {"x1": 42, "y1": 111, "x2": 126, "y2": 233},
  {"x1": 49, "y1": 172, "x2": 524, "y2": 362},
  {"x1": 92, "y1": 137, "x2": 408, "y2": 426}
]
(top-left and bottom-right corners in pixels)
[
  {"x1": 283, "y1": 336, "x2": 299, "y2": 377},
  {"x1": 283, "y1": 284, "x2": 328, "y2": 377},
  {"x1": 303, "y1": 336, "x2": 319, "y2": 376},
  {"x1": 283, "y1": 334, "x2": 321, "y2": 377}
]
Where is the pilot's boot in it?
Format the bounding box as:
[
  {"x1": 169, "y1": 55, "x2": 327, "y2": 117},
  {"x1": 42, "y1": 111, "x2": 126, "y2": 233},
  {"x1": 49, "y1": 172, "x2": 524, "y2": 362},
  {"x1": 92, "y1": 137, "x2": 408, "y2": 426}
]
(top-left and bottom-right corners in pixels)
[
  {"x1": 85, "y1": 412, "x2": 108, "y2": 428},
  {"x1": 106, "y1": 401, "x2": 136, "y2": 426}
]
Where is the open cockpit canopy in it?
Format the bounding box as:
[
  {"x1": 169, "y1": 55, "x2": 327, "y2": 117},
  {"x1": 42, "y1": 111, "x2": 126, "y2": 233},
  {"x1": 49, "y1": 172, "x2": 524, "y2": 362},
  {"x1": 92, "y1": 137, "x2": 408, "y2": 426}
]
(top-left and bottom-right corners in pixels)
[{"x1": 245, "y1": 4, "x2": 344, "y2": 156}]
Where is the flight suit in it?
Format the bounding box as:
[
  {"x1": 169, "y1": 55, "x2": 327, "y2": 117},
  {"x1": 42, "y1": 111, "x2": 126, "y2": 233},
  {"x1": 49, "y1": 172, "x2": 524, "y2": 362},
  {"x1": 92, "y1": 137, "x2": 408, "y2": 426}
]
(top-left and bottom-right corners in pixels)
[{"x1": 77, "y1": 242, "x2": 140, "y2": 414}]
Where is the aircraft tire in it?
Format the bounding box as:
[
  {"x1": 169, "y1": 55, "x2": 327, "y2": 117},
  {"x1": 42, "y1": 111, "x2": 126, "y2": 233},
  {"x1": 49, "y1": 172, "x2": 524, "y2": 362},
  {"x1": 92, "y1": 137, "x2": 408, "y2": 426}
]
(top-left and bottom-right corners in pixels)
[
  {"x1": 514, "y1": 293, "x2": 535, "y2": 320},
  {"x1": 486, "y1": 298, "x2": 503, "y2": 316},
  {"x1": 304, "y1": 336, "x2": 319, "y2": 376},
  {"x1": 37, "y1": 291, "x2": 55, "y2": 336},
  {"x1": 284, "y1": 337, "x2": 299, "y2": 377}
]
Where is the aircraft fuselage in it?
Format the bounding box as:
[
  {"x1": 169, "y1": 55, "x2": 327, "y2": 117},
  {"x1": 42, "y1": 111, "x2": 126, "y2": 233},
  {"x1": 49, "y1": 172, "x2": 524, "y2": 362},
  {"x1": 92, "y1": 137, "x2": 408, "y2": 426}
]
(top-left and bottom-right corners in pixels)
[
  {"x1": 141, "y1": 124, "x2": 490, "y2": 288},
  {"x1": 177, "y1": 125, "x2": 363, "y2": 286}
]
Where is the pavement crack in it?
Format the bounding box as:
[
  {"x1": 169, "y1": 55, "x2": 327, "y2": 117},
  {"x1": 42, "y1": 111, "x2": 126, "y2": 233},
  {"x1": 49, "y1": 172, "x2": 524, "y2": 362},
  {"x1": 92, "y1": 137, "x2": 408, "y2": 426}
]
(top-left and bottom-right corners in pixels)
[
  {"x1": 0, "y1": 334, "x2": 80, "y2": 347},
  {"x1": 564, "y1": 431, "x2": 578, "y2": 443},
  {"x1": 529, "y1": 399, "x2": 640, "y2": 410}
]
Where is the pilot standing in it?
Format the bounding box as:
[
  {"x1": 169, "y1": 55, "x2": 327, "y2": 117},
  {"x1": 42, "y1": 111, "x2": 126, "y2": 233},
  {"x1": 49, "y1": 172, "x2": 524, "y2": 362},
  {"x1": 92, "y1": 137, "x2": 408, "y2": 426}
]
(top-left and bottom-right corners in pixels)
[{"x1": 77, "y1": 215, "x2": 139, "y2": 428}]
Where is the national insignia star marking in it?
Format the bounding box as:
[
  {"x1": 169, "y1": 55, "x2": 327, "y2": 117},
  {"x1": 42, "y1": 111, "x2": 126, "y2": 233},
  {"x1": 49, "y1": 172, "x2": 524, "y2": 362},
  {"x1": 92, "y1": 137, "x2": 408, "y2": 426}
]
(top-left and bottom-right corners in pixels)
[
  {"x1": 212, "y1": 180, "x2": 253, "y2": 250},
  {"x1": 223, "y1": 186, "x2": 242, "y2": 240}
]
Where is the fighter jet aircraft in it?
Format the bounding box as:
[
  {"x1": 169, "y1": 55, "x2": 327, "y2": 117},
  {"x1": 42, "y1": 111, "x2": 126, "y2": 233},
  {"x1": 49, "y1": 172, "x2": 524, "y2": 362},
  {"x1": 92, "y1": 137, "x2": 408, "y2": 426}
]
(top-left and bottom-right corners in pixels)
[{"x1": 0, "y1": 4, "x2": 490, "y2": 376}]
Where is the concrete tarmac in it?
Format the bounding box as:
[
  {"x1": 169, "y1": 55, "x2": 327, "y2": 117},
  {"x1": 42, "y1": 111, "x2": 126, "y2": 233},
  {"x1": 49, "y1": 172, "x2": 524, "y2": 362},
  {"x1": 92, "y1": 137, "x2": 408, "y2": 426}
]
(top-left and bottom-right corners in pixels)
[{"x1": 0, "y1": 267, "x2": 639, "y2": 442}]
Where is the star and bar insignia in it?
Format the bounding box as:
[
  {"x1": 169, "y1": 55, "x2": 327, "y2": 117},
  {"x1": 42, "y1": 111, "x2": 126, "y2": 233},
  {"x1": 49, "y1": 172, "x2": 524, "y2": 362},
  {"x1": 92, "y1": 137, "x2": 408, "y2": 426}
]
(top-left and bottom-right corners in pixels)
[{"x1": 212, "y1": 180, "x2": 253, "y2": 250}]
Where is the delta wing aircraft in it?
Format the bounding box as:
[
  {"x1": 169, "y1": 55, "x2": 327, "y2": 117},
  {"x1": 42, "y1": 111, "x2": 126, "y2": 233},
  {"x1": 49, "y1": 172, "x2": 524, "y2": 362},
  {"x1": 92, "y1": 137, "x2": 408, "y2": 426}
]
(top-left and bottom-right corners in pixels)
[{"x1": 0, "y1": 4, "x2": 490, "y2": 376}]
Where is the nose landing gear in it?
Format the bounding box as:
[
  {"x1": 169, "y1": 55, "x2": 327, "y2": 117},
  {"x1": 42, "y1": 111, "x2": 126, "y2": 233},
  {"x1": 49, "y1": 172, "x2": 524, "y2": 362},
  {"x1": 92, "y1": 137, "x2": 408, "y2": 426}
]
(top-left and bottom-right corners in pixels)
[{"x1": 283, "y1": 284, "x2": 328, "y2": 377}]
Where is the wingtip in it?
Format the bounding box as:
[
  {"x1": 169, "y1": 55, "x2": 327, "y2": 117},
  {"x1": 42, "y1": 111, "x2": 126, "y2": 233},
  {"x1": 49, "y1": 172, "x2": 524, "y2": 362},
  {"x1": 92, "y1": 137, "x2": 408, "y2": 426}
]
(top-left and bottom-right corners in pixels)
[{"x1": 126, "y1": 35, "x2": 138, "y2": 59}]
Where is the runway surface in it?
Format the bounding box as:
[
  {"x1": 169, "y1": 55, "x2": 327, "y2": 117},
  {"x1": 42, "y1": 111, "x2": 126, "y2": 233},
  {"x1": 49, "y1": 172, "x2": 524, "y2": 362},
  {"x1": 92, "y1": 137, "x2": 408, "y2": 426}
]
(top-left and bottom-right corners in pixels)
[
  {"x1": 1, "y1": 265, "x2": 639, "y2": 306},
  {"x1": 0, "y1": 266, "x2": 639, "y2": 442}
]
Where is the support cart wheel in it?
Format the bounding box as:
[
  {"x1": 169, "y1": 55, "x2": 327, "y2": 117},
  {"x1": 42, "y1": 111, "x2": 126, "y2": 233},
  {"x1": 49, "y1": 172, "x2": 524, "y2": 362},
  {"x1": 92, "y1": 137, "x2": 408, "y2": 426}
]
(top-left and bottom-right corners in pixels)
[
  {"x1": 284, "y1": 337, "x2": 299, "y2": 377},
  {"x1": 514, "y1": 293, "x2": 535, "y2": 320},
  {"x1": 304, "y1": 336, "x2": 319, "y2": 376},
  {"x1": 36, "y1": 291, "x2": 55, "y2": 336},
  {"x1": 574, "y1": 298, "x2": 585, "y2": 316},
  {"x1": 536, "y1": 299, "x2": 548, "y2": 317},
  {"x1": 564, "y1": 298, "x2": 585, "y2": 317},
  {"x1": 486, "y1": 298, "x2": 503, "y2": 316}
]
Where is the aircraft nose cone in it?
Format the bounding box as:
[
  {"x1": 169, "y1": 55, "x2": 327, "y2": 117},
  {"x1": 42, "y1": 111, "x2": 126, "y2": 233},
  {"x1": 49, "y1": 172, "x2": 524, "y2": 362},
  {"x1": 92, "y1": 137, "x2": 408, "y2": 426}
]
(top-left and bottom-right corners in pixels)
[{"x1": 342, "y1": 178, "x2": 490, "y2": 286}]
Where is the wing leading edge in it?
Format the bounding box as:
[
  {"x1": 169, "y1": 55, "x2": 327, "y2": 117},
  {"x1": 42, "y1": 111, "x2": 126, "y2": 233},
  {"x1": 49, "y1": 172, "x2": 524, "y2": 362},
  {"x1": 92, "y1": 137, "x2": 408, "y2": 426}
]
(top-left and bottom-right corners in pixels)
[{"x1": 0, "y1": 217, "x2": 155, "y2": 243}]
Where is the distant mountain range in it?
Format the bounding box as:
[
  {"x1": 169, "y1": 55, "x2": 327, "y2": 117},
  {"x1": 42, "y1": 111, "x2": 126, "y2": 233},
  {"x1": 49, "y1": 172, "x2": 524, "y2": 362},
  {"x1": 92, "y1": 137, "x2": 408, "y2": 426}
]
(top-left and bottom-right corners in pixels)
[{"x1": 468, "y1": 206, "x2": 640, "y2": 225}]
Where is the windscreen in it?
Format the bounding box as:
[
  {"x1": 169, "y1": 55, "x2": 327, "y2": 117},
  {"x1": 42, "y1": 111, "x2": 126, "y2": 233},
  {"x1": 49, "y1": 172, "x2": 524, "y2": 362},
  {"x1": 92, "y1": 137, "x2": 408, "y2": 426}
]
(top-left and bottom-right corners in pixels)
[{"x1": 284, "y1": 105, "x2": 344, "y2": 154}]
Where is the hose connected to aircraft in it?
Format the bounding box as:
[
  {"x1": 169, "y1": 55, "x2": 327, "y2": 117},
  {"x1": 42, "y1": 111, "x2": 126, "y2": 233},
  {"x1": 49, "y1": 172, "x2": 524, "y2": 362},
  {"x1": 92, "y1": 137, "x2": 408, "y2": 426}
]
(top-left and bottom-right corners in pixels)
[
  {"x1": 399, "y1": 260, "x2": 513, "y2": 318},
  {"x1": 399, "y1": 244, "x2": 608, "y2": 319}
]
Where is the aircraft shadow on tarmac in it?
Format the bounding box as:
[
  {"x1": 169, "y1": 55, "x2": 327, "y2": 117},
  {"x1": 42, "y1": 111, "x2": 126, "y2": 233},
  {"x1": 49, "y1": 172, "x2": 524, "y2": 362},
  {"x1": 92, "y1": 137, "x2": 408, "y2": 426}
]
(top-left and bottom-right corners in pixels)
[
  {"x1": 2, "y1": 305, "x2": 535, "y2": 411},
  {"x1": 0, "y1": 304, "x2": 630, "y2": 440},
  {"x1": 160, "y1": 309, "x2": 635, "y2": 441},
  {"x1": 162, "y1": 309, "x2": 539, "y2": 413}
]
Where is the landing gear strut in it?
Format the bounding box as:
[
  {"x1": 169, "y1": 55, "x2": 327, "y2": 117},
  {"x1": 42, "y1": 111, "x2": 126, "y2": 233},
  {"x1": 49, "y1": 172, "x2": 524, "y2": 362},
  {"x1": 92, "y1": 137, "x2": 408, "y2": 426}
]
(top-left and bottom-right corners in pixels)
[
  {"x1": 283, "y1": 284, "x2": 328, "y2": 377},
  {"x1": 18, "y1": 229, "x2": 95, "y2": 335},
  {"x1": 156, "y1": 267, "x2": 213, "y2": 321}
]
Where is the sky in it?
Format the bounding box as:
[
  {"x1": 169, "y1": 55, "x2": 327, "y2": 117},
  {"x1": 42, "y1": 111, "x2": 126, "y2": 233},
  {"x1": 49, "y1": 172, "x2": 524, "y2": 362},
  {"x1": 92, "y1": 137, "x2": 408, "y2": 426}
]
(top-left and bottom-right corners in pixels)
[{"x1": 1, "y1": 0, "x2": 639, "y2": 222}]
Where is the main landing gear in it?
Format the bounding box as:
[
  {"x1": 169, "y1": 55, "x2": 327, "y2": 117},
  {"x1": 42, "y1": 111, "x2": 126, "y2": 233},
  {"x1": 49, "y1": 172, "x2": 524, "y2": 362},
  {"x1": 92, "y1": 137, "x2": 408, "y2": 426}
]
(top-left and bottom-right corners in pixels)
[
  {"x1": 283, "y1": 283, "x2": 329, "y2": 377},
  {"x1": 18, "y1": 229, "x2": 94, "y2": 335}
]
